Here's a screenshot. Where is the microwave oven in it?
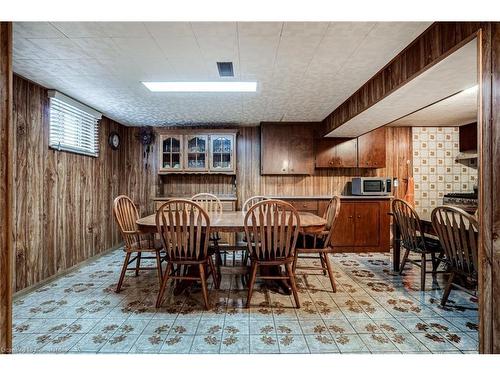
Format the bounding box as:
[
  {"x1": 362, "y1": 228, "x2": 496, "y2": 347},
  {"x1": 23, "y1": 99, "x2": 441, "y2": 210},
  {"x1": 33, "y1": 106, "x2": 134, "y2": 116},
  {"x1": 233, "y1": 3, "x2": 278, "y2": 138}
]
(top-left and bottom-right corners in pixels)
[{"x1": 351, "y1": 177, "x2": 392, "y2": 196}]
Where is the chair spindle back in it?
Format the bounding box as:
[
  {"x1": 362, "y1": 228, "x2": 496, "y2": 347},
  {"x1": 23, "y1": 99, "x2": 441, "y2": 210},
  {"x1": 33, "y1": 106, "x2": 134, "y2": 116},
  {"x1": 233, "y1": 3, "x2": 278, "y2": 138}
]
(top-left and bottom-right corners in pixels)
[
  {"x1": 244, "y1": 200, "x2": 300, "y2": 261},
  {"x1": 156, "y1": 199, "x2": 211, "y2": 261},
  {"x1": 431, "y1": 206, "x2": 479, "y2": 277},
  {"x1": 113, "y1": 195, "x2": 141, "y2": 250},
  {"x1": 392, "y1": 198, "x2": 426, "y2": 252},
  {"x1": 322, "y1": 196, "x2": 341, "y2": 247},
  {"x1": 242, "y1": 195, "x2": 269, "y2": 212},
  {"x1": 191, "y1": 193, "x2": 223, "y2": 217}
]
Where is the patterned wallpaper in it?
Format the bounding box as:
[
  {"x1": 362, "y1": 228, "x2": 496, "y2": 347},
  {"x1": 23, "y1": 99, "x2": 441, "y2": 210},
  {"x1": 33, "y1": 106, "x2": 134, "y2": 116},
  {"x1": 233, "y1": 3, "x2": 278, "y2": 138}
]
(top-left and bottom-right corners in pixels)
[{"x1": 412, "y1": 127, "x2": 478, "y2": 214}]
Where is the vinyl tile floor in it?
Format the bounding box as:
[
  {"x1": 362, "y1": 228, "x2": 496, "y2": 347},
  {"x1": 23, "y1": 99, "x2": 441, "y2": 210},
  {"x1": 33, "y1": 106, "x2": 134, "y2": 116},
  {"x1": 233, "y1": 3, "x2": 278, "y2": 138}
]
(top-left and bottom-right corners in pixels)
[{"x1": 12, "y1": 250, "x2": 479, "y2": 354}]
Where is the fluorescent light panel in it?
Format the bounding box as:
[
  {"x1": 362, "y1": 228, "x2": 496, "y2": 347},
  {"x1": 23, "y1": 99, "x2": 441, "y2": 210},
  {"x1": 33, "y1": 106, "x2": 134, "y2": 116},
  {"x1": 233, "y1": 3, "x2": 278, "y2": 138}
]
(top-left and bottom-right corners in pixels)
[{"x1": 142, "y1": 81, "x2": 257, "y2": 92}]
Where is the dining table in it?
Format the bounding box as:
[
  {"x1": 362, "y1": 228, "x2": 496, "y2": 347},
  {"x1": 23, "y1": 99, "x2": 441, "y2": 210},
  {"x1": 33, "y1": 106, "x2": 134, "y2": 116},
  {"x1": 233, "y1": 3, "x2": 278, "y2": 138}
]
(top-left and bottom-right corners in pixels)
[
  {"x1": 136, "y1": 210, "x2": 327, "y2": 294},
  {"x1": 390, "y1": 211, "x2": 435, "y2": 272}
]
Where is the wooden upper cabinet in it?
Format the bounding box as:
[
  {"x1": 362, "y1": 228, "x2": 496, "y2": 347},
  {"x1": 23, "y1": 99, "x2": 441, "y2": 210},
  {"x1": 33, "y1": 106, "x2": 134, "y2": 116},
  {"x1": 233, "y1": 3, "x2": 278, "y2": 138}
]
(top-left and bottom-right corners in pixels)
[
  {"x1": 261, "y1": 122, "x2": 316, "y2": 175},
  {"x1": 157, "y1": 130, "x2": 237, "y2": 174},
  {"x1": 159, "y1": 135, "x2": 183, "y2": 172},
  {"x1": 209, "y1": 134, "x2": 236, "y2": 173},
  {"x1": 357, "y1": 127, "x2": 386, "y2": 168},
  {"x1": 315, "y1": 138, "x2": 357, "y2": 168}
]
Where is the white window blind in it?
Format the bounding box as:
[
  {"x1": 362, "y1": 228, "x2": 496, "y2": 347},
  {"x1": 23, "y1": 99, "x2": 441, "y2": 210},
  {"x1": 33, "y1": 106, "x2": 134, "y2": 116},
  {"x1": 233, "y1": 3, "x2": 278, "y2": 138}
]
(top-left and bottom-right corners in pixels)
[{"x1": 48, "y1": 90, "x2": 102, "y2": 157}]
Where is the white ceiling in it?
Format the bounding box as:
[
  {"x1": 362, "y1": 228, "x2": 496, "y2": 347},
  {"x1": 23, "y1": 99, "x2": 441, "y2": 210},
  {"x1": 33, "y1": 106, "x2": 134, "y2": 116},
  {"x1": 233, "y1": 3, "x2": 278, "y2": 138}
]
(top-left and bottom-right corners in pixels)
[
  {"x1": 389, "y1": 87, "x2": 477, "y2": 127},
  {"x1": 327, "y1": 38, "x2": 478, "y2": 137},
  {"x1": 12, "y1": 22, "x2": 430, "y2": 126}
]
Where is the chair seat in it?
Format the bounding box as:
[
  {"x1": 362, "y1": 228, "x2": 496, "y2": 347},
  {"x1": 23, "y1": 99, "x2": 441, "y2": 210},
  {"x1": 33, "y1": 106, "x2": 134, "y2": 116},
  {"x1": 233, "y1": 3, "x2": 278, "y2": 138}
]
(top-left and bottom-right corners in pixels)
[{"x1": 126, "y1": 239, "x2": 163, "y2": 252}]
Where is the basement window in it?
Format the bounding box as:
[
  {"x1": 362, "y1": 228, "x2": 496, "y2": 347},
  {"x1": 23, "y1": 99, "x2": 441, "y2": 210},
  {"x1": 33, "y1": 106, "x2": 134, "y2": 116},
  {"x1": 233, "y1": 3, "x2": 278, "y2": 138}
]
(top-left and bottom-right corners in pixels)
[{"x1": 48, "y1": 90, "x2": 102, "y2": 157}]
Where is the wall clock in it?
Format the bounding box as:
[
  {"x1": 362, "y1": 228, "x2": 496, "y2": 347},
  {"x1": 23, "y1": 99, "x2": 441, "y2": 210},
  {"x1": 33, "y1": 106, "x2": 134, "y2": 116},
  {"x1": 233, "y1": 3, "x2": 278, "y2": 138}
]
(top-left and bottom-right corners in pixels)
[{"x1": 108, "y1": 131, "x2": 120, "y2": 150}]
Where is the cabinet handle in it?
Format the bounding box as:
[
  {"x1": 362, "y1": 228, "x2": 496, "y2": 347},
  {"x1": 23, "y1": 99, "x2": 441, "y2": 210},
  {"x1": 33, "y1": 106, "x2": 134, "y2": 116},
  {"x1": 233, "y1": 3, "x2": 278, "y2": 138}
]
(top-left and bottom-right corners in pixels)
[
  {"x1": 357, "y1": 215, "x2": 361, "y2": 219},
  {"x1": 282, "y1": 168, "x2": 286, "y2": 172},
  {"x1": 348, "y1": 215, "x2": 353, "y2": 219},
  {"x1": 290, "y1": 168, "x2": 294, "y2": 172}
]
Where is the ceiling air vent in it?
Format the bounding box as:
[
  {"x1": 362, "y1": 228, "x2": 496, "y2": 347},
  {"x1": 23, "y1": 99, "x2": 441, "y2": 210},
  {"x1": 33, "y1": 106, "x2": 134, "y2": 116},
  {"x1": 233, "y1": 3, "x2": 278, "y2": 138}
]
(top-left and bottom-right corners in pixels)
[{"x1": 217, "y1": 62, "x2": 234, "y2": 77}]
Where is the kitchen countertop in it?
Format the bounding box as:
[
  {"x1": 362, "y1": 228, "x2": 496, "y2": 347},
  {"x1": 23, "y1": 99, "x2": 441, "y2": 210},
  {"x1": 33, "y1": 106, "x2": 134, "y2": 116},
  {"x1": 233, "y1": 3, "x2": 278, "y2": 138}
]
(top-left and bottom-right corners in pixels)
[
  {"x1": 153, "y1": 195, "x2": 237, "y2": 201},
  {"x1": 267, "y1": 195, "x2": 393, "y2": 200}
]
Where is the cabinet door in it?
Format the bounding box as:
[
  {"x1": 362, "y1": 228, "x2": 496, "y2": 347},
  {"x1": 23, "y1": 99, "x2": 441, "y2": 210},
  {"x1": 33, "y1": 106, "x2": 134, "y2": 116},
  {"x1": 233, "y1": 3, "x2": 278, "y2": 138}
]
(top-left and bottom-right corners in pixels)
[
  {"x1": 159, "y1": 135, "x2": 183, "y2": 171},
  {"x1": 185, "y1": 135, "x2": 208, "y2": 171},
  {"x1": 288, "y1": 125, "x2": 314, "y2": 174},
  {"x1": 210, "y1": 134, "x2": 235, "y2": 173},
  {"x1": 315, "y1": 138, "x2": 357, "y2": 168},
  {"x1": 261, "y1": 124, "x2": 290, "y2": 174},
  {"x1": 331, "y1": 202, "x2": 356, "y2": 246},
  {"x1": 354, "y1": 202, "x2": 380, "y2": 247},
  {"x1": 357, "y1": 127, "x2": 386, "y2": 168}
]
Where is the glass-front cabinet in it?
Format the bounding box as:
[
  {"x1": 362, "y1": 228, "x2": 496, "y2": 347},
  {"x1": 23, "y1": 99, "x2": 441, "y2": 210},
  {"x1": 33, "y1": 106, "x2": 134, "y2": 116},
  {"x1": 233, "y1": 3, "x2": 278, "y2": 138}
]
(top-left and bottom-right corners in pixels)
[
  {"x1": 185, "y1": 135, "x2": 208, "y2": 171},
  {"x1": 159, "y1": 135, "x2": 183, "y2": 171},
  {"x1": 157, "y1": 131, "x2": 236, "y2": 174},
  {"x1": 210, "y1": 134, "x2": 235, "y2": 172}
]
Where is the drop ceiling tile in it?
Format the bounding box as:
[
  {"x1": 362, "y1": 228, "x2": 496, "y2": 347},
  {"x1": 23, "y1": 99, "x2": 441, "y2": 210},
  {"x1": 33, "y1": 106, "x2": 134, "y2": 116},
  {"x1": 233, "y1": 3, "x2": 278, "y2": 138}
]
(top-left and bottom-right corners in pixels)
[
  {"x1": 282, "y1": 22, "x2": 329, "y2": 37},
  {"x1": 13, "y1": 22, "x2": 66, "y2": 38},
  {"x1": 71, "y1": 38, "x2": 122, "y2": 59},
  {"x1": 51, "y1": 22, "x2": 108, "y2": 38},
  {"x1": 146, "y1": 22, "x2": 195, "y2": 37},
  {"x1": 237, "y1": 22, "x2": 283, "y2": 37},
  {"x1": 111, "y1": 37, "x2": 166, "y2": 60},
  {"x1": 100, "y1": 22, "x2": 150, "y2": 37},
  {"x1": 26, "y1": 38, "x2": 90, "y2": 59}
]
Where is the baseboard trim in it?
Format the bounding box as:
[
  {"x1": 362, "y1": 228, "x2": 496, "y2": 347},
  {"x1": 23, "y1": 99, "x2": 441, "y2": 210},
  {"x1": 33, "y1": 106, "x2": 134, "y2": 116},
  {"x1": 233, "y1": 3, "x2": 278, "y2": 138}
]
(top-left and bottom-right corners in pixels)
[{"x1": 13, "y1": 242, "x2": 123, "y2": 299}]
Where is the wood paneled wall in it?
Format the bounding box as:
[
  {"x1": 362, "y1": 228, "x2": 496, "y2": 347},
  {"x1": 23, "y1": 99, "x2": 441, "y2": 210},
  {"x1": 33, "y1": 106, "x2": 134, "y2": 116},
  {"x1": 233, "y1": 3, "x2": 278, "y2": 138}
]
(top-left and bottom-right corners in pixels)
[
  {"x1": 235, "y1": 126, "x2": 412, "y2": 208},
  {"x1": 0, "y1": 21, "x2": 13, "y2": 354},
  {"x1": 11, "y1": 75, "x2": 150, "y2": 292},
  {"x1": 154, "y1": 126, "x2": 412, "y2": 209},
  {"x1": 322, "y1": 22, "x2": 481, "y2": 135},
  {"x1": 479, "y1": 22, "x2": 500, "y2": 354}
]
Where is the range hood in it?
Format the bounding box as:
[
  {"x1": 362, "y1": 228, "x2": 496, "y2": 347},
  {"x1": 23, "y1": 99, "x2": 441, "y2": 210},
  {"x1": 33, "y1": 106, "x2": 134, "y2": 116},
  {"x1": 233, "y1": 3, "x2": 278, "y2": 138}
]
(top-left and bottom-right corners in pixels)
[{"x1": 455, "y1": 150, "x2": 478, "y2": 161}]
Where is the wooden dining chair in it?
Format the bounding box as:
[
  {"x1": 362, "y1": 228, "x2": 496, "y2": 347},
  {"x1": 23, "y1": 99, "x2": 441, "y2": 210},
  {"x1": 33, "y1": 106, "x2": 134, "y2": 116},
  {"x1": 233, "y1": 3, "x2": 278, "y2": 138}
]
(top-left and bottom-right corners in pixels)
[
  {"x1": 242, "y1": 195, "x2": 269, "y2": 212},
  {"x1": 244, "y1": 199, "x2": 301, "y2": 308},
  {"x1": 431, "y1": 206, "x2": 479, "y2": 306},
  {"x1": 155, "y1": 199, "x2": 218, "y2": 309},
  {"x1": 113, "y1": 195, "x2": 164, "y2": 293},
  {"x1": 392, "y1": 198, "x2": 443, "y2": 291},
  {"x1": 293, "y1": 196, "x2": 341, "y2": 293}
]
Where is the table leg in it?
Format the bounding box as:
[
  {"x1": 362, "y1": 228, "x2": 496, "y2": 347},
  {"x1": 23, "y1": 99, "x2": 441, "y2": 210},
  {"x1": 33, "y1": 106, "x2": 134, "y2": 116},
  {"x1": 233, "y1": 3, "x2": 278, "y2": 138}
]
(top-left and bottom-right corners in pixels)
[{"x1": 392, "y1": 219, "x2": 401, "y2": 272}]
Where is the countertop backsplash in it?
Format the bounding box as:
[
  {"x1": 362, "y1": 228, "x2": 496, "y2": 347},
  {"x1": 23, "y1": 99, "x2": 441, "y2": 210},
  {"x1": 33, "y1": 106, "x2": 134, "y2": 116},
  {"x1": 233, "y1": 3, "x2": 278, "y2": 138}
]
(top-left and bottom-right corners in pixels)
[{"x1": 412, "y1": 126, "x2": 478, "y2": 214}]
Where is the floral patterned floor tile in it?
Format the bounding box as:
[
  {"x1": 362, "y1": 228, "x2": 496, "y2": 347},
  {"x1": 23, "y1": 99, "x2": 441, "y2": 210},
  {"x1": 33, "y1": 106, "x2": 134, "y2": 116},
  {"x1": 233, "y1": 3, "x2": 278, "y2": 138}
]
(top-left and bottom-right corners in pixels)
[
  {"x1": 129, "y1": 333, "x2": 168, "y2": 353},
  {"x1": 250, "y1": 334, "x2": 280, "y2": 354},
  {"x1": 99, "y1": 333, "x2": 140, "y2": 353},
  {"x1": 277, "y1": 334, "x2": 310, "y2": 353},
  {"x1": 190, "y1": 334, "x2": 222, "y2": 353},
  {"x1": 359, "y1": 333, "x2": 400, "y2": 352},
  {"x1": 304, "y1": 333, "x2": 339, "y2": 353},
  {"x1": 219, "y1": 335, "x2": 250, "y2": 354},
  {"x1": 12, "y1": 249, "x2": 478, "y2": 354},
  {"x1": 159, "y1": 334, "x2": 194, "y2": 353},
  {"x1": 333, "y1": 334, "x2": 369, "y2": 353}
]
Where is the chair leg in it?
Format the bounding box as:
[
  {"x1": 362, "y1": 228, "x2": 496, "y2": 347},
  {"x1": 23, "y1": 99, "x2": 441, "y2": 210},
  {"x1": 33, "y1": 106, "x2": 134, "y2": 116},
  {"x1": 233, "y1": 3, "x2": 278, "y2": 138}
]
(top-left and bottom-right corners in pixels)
[
  {"x1": 322, "y1": 253, "x2": 337, "y2": 293},
  {"x1": 135, "y1": 252, "x2": 142, "y2": 276},
  {"x1": 155, "y1": 251, "x2": 163, "y2": 285},
  {"x1": 199, "y1": 264, "x2": 210, "y2": 310},
  {"x1": 156, "y1": 262, "x2": 173, "y2": 308},
  {"x1": 319, "y1": 253, "x2": 327, "y2": 275},
  {"x1": 441, "y1": 272, "x2": 455, "y2": 306},
  {"x1": 292, "y1": 251, "x2": 299, "y2": 272},
  {"x1": 430, "y1": 252, "x2": 438, "y2": 274},
  {"x1": 399, "y1": 249, "x2": 410, "y2": 275},
  {"x1": 208, "y1": 256, "x2": 220, "y2": 289},
  {"x1": 115, "y1": 252, "x2": 131, "y2": 293},
  {"x1": 285, "y1": 263, "x2": 301, "y2": 308},
  {"x1": 246, "y1": 262, "x2": 258, "y2": 308},
  {"x1": 420, "y1": 253, "x2": 426, "y2": 291}
]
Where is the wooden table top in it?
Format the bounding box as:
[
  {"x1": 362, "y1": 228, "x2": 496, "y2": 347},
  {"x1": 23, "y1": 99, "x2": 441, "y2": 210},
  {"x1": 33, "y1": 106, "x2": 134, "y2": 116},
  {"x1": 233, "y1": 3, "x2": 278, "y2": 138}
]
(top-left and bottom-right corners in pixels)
[{"x1": 136, "y1": 210, "x2": 327, "y2": 233}]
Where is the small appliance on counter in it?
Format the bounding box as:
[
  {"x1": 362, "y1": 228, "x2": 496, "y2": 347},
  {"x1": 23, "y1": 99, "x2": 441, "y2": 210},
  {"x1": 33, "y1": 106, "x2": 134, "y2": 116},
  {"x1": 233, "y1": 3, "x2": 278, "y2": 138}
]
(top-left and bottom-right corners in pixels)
[{"x1": 351, "y1": 177, "x2": 392, "y2": 196}]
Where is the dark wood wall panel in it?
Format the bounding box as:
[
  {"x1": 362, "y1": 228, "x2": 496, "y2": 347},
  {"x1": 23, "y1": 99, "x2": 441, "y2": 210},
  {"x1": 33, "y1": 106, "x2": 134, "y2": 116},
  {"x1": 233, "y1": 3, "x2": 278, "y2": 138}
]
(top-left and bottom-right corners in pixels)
[
  {"x1": 0, "y1": 21, "x2": 13, "y2": 353},
  {"x1": 152, "y1": 126, "x2": 412, "y2": 208},
  {"x1": 11, "y1": 75, "x2": 149, "y2": 292},
  {"x1": 322, "y1": 22, "x2": 481, "y2": 135}
]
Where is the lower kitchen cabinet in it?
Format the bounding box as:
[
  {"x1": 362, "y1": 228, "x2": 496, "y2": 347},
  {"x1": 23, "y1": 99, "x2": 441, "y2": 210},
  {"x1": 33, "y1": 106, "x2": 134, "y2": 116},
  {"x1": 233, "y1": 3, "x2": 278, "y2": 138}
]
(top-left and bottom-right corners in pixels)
[{"x1": 331, "y1": 199, "x2": 390, "y2": 252}]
